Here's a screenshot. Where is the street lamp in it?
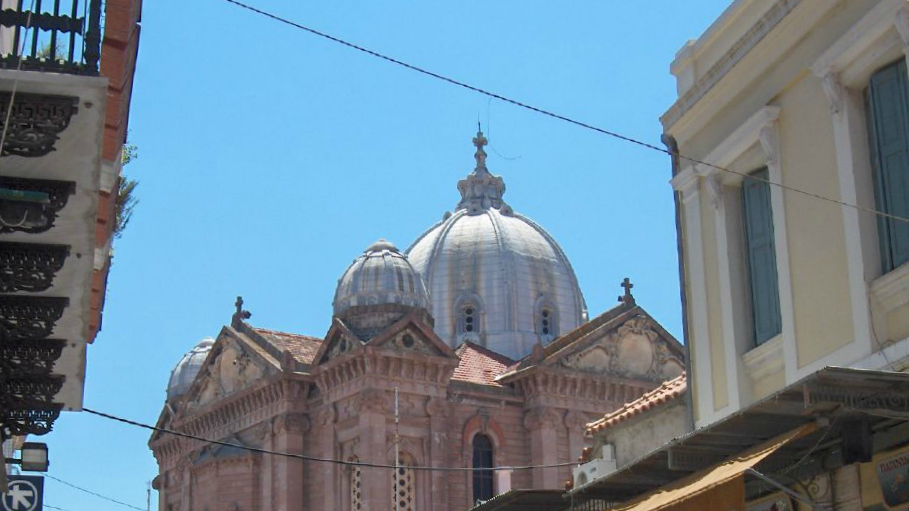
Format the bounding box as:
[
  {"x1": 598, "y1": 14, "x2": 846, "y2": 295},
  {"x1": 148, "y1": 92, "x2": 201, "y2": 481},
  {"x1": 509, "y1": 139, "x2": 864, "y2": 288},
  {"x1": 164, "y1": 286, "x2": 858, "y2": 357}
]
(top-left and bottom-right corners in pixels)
[{"x1": 5, "y1": 442, "x2": 49, "y2": 472}]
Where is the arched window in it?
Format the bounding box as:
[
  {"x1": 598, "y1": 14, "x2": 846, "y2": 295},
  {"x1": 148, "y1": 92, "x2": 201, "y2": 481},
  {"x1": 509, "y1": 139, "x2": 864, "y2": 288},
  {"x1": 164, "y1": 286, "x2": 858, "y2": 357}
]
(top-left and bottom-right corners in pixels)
[
  {"x1": 456, "y1": 301, "x2": 480, "y2": 341},
  {"x1": 535, "y1": 299, "x2": 558, "y2": 343},
  {"x1": 392, "y1": 455, "x2": 415, "y2": 511},
  {"x1": 472, "y1": 434, "x2": 494, "y2": 503},
  {"x1": 349, "y1": 457, "x2": 362, "y2": 511}
]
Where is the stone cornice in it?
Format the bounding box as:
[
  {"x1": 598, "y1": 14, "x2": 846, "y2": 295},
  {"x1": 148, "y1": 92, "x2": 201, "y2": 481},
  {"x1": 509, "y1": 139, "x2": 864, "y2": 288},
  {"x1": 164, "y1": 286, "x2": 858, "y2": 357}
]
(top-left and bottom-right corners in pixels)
[
  {"x1": 153, "y1": 378, "x2": 309, "y2": 461},
  {"x1": 312, "y1": 346, "x2": 457, "y2": 398}
]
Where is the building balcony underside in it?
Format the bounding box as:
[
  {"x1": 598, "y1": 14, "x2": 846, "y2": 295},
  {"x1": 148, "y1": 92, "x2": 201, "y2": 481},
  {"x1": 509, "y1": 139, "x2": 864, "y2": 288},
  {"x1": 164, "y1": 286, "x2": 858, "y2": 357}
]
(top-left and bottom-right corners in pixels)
[{"x1": 0, "y1": 66, "x2": 107, "y2": 437}]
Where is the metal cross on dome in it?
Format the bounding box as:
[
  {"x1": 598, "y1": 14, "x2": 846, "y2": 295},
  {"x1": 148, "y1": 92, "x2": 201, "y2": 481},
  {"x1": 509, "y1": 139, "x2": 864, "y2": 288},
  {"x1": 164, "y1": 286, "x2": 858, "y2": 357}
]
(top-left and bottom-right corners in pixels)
[{"x1": 232, "y1": 296, "x2": 252, "y2": 327}]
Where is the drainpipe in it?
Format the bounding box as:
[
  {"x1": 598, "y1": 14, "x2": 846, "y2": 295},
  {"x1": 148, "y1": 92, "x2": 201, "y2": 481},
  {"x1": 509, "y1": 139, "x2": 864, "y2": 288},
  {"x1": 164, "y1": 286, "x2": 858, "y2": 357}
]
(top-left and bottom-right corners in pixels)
[{"x1": 662, "y1": 133, "x2": 696, "y2": 433}]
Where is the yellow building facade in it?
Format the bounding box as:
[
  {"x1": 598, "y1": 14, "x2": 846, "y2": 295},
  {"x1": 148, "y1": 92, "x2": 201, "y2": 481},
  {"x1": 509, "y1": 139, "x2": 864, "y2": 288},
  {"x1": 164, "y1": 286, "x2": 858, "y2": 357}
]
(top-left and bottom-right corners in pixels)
[{"x1": 664, "y1": 0, "x2": 909, "y2": 427}]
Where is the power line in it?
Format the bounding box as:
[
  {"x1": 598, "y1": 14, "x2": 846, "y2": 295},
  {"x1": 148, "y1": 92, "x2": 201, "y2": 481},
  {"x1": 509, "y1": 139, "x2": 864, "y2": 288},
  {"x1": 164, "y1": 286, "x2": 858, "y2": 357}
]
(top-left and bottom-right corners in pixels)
[
  {"x1": 46, "y1": 505, "x2": 79, "y2": 511},
  {"x1": 45, "y1": 474, "x2": 146, "y2": 511},
  {"x1": 85, "y1": 408, "x2": 580, "y2": 472},
  {"x1": 216, "y1": 0, "x2": 909, "y2": 227}
]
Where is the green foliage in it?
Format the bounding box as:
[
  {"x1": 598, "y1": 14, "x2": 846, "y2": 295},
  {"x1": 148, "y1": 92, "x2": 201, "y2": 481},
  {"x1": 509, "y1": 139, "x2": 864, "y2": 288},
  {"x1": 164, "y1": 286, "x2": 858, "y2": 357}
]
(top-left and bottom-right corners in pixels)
[
  {"x1": 114, "y1": 144, "x2": 139, "y2": 239},
  {"x1": 36, "y1": 42, "x2": 65, "y2": 62}
]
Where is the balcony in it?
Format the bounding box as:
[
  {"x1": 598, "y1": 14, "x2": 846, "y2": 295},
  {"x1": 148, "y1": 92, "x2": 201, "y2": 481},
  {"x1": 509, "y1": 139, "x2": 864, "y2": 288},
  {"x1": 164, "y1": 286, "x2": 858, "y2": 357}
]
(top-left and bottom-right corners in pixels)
[{"x1": 0, "y1": 0, "x2": 102, "y2": 76}]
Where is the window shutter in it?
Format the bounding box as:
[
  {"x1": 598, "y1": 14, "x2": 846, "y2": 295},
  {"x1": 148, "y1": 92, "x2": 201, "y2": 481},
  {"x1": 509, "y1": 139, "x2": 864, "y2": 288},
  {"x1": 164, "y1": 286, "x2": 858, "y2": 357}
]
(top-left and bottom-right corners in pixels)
[
  {"x1": 743, "y1": 168, "x2": 782, "y2": 345},
  {"x1": 868, "y1": 59, "x2": 909, "y2": 271}
]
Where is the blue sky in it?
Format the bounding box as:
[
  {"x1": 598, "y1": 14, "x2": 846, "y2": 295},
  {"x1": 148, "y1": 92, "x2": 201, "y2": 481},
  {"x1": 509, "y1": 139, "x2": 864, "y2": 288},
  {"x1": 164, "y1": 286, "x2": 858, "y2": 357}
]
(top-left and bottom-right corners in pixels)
[{"x1": 38, "y1": 1, "x2": 731, "y2": 509}]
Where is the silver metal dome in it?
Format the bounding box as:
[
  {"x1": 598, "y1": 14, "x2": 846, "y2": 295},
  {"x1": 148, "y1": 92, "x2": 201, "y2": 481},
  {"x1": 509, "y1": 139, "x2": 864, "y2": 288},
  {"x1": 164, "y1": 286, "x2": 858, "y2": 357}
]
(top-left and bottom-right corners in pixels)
[
  {"x1": 406, "y1": 130, "x2": 587, "y2": 360},
  {"x1": 167, "y1": 337, "x2": 215, "y2": 401},
  {"x1": 333, "y1": 239, "x2": 431, "y2": 317}
]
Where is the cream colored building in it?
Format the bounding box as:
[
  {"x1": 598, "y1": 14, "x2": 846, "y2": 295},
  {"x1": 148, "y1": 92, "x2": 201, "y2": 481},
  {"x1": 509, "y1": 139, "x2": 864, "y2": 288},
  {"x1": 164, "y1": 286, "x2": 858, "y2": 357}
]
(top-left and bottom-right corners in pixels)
[{"x1": 664, "y1": 0, "x2": 909, "y2": 428}]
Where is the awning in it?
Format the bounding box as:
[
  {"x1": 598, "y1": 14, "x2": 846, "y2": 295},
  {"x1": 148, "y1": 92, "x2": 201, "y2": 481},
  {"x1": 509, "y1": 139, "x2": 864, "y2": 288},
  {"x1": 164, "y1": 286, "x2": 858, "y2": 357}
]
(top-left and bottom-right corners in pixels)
[
  {"x1": 467, "y1": 490, "x2": 567, "y2": 511},
  {"x1": 610, "y1": 422, "x2": 817, "y2": 511}
]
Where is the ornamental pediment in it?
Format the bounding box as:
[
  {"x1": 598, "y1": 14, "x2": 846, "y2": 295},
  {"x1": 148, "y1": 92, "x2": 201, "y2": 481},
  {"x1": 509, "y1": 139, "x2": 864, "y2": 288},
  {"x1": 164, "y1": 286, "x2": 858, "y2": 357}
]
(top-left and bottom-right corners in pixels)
[
  {"x1": 557, "y1": 316, "x2": 684, "y2": 382},
  {"x1": 185, "y1": 336, "x2": 272, "y2": 410}
]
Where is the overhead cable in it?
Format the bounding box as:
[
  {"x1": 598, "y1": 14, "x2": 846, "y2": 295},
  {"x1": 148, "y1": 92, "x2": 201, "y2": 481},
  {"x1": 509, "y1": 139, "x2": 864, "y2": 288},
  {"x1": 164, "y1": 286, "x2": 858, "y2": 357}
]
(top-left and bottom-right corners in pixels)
[
  {"x1": 45, "y1": 474, "x2": 146, "y2": 511},
  {"x1": 217, "y1": 0, "x2": 909, "y2": 227},
  {"x1": 84, "y1": 408, "x2": 580, "y2": 472}
]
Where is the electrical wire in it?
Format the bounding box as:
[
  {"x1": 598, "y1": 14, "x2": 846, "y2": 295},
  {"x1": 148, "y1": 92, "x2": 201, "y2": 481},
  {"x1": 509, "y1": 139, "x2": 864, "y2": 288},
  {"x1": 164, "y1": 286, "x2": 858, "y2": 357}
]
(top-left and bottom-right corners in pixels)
[
  {"x1": 84, "y1": 407, "x2": 580, "y2": 472},
  {"x1": 217, "y1": 0, "x2": 909, "y2": 227},
  {"x1": 45, "y1": 505, "x2": 78, "y2": 511},
  {"x1": 44, "y1": 474, "x2": 146, "y2": 511}
]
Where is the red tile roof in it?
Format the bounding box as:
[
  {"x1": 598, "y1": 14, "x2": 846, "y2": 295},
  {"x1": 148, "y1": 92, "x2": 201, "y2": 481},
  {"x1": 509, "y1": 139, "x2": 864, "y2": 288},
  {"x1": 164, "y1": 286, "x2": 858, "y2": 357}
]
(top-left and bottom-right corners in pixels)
[
  {"x1": 586, "y1": 374, "x2": 687, "y2": 434},
  {"x1": 253, "y1": 327, "x2": 323, "y2": 364},
  {"x1": 452, "y1": 342, "x2": 515, "y2": 387}
]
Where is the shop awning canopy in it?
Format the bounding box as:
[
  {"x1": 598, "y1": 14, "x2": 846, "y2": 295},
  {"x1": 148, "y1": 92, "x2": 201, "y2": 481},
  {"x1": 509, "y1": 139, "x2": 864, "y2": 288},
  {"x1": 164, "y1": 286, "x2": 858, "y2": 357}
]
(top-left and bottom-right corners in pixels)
[
  {"x1": 572, "y1": 367, "x2": 909, "y2": 503},
  {"x1": 609, "y1": 423, "x2": 816, "y2": 511}
]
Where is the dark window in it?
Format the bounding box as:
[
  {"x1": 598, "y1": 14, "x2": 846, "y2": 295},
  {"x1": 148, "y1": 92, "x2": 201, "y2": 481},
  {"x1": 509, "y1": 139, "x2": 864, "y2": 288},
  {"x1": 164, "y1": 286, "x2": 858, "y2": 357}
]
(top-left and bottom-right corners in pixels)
[
  {"x1": 743, "y1": 168, "x2": 782, "y2": 345},
  {"x1": 472, "y1": 434, "x2": 494, "y2": 503},
  {"x1": 867, "y1": 59, "x2": 909, "y2": 272}
]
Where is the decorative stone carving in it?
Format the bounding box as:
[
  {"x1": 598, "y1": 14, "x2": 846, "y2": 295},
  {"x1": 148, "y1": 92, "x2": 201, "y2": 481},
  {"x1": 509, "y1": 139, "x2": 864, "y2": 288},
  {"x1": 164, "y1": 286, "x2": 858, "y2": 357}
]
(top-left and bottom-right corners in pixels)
[
  {"x1": 274, "y1": 413, "x2": 310, "y2": 435},
  {"x1": 0, "y1": 92, "x2": 78, "y2": 158},
  {"x1": 353, "y1": 388, "x2": 388, "y2": 413},
  {"x1": 217, "y1": 345, "x2": 264, "y2": 396},
  {"x1": 317, "y1": 404, "x2": 337, "y2": 426},
  {"x1": 0, "y1": 295, "x2": 68, "y2": 340},
  {"x1": 456, "y1": 130, "x2": 509, "y2": 214},
  {"x1": 388, "y1": 330, "x2": 434, "y2": 354},
  {"x1": 759, "y1": 122, "x2": 780, "y2": 171},
  {"x1": 706, "y1": 172, "x2": 724, "y2": 210},
  {"x1": 559, "y1": 316, "x2": 681, "y2": 381},
  {"x1": 896, "y1": 6, "x2": 909, "y2": 46},
  {"x1": 425, "y1": 397, "x2": 451, "y2": 418},
  {"x1": 0, "y1": 242, "x2": 70, "y2": 293},
  {"x1": 523, "y1": 407, "x2": 561, "y2": 430},
  {"x1": 0, "y1": 338, "x2": 65, "y2": 375},
  {"x1": 563, "y1": 410, "x2": 588, "y2": 430},
  {"x1": 820, "y1": 72, "x2": 844, "y2": 116}
]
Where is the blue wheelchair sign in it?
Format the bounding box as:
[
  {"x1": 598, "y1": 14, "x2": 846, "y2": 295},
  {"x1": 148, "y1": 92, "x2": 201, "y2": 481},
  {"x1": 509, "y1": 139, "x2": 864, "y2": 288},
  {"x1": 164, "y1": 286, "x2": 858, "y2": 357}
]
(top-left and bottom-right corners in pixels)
[{"x1": 2, "y1": 476, "x2": 43, "y2": 511}]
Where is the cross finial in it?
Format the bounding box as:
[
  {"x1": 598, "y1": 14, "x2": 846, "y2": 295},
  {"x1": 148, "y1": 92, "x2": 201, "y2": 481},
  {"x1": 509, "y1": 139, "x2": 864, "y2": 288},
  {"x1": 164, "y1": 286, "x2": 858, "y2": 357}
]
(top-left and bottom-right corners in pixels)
[
  {"x1": 232, "y1": 295, "x2": 252, "y2": 327},
  {"x1": 619, "y1": 278, "x2": 635, "y2": 305},
  {"x1": 472, "y1": 128, "x2": 488, "y2": 171}
]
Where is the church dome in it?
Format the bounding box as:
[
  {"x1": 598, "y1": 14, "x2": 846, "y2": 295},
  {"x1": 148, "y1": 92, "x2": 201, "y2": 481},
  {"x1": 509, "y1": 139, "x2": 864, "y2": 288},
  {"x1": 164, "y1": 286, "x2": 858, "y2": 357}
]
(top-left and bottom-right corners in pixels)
[
  {"x1": 406, "y1": 130, "x2": 587, "y2": 360},
  {"x1": 167, "y1": 337, "x2": 214, "y2": 401},
  {"x1": 333, "y1": 239, "x2": 431, "y2": 317}
]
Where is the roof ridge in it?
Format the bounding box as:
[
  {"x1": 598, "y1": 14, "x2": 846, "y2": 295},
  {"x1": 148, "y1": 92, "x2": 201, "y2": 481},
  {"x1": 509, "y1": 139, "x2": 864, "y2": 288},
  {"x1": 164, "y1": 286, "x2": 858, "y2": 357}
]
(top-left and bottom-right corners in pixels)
[
  {"x1": 586, "y1": 373, "x2": 687, "y2": 434},
  {"x1": 251, "y1": 326, "x2": 322, "y2": 341},
  {"x1": 456, "y1": 340, "x2": 516, "y2": 364}
]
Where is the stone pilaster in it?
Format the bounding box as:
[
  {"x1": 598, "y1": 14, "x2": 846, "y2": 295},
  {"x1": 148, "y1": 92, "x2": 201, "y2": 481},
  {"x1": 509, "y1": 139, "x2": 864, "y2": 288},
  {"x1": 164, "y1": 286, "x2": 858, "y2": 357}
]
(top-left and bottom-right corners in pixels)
[
  {"x1": 524, "y1": 407, "x2": 561, "y2": 488},
  {"x1": 273, "y1": 413, "x2": 309, "y2": 511},
  {"x1": 427, "y1": 397, "x2": 451, "y2": 510},
  {"x1": 355, "y1": 389, "x2": 390, "y2": 511}
]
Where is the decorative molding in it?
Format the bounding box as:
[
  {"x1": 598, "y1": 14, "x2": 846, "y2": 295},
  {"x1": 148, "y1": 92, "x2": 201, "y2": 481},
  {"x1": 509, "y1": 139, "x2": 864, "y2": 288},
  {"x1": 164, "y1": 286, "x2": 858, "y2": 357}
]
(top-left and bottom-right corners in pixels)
[
  {"x1": 523, "y1": 407, "x2": 561, "y2": 430},
  {"x1": 820, "y1": 71, "x2": 845, "y2": 116},
  {"x1": 0, "y1": 177, "x2": 75, "y2": 234},
  {"x1": 318, "y1": 404, "x2": 337, "y2": 426},
  {"x1": 0, "y1": 242, "x2": 70, "y2": 293},
  {"x1": 662, "y1": 0, "x2": 803, "y2": 129},
  {"x1": 741, "y1": 335, "x2": 784, "y2": 382},
  {"x1": 563, "y1": 410, "x2": 588, "y2": 430},
  {"x1": 2, "y1": 404, "x2": 63, "y2": 436},
  {"x1": 352, "y1": 388, "x2": 388, "y2": 414},
  {"x1": 894, "y1": 5, "x2": 909, "y2": 45},
  {"x1": 870, "y1": 262, "x2": 909, "y2": 317},
  {"x1": 0, "y1": 92, "x2": 78, "y2": 157},
  {"x1": 759, "y1": 122, "x2": 781, "y2": 171},
  {"x1": 0, "y1": 338, "x2": 65, "y2": 376},
  {"x1": 706, "y1": 173, "x2": 724, "y2": 210},
  {"x1": 695, "y1": 106, "x2": 781, "y2": 176},
  {"x1": 0, "y1": 295, "x2": 68, "y2": 340}
]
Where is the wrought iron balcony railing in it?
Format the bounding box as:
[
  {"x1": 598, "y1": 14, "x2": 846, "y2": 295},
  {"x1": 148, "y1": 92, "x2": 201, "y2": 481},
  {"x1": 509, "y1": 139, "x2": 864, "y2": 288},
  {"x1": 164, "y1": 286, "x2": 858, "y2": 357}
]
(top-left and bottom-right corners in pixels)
[{"x1": 0, "y1": 0, "x2": 102, "y2": 76}]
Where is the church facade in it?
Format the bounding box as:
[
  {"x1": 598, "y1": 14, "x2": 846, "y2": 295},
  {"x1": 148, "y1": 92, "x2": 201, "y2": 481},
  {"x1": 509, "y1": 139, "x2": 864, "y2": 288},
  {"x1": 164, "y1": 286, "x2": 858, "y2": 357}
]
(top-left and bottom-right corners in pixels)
[{"x1": 149, "y1": 132, "x2": 685, "y2": 511}]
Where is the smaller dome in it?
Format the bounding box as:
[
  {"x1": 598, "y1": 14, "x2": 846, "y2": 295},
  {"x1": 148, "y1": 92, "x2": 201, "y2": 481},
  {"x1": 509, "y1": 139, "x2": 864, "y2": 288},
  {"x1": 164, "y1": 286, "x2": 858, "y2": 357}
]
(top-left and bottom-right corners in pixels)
[
  {"x1": 167, "y1": 337, "x2": 215, "y2": 401},
  {"x1": 333, "y1": 239, "x2": 431, "y2": 317}
]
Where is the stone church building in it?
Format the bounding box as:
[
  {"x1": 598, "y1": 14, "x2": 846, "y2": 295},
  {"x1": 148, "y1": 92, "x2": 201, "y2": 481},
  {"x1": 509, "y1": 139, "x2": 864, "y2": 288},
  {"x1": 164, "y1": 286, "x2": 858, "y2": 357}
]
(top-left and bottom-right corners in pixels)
[{"x1": 149, "y1": 131, "x2": 685, "y2": 511}]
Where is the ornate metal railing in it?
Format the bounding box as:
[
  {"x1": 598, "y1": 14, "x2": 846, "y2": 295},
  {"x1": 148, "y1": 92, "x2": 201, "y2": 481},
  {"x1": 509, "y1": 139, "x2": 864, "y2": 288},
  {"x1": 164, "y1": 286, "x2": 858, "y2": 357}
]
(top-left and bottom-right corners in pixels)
[{"x1": 0, "y1": 0, "x2": 102, "y2": 75}]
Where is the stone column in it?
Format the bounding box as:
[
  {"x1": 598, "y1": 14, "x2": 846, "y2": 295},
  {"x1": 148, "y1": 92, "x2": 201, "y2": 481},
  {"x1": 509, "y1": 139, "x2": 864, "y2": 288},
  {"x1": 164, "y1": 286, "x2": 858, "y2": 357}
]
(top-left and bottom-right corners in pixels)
[
  {"x1": 273, "y1": 413, "x2": 309, "y2": 511},
  {"x1": 524, "y1": 407, "x2": 561, "y2": 488},
  {"x1": 427, "y1": 397, "x2": 451, "y2": 510},
  {"x1": 356, "y1": 389, "x2": 390, "y2": 511}
]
